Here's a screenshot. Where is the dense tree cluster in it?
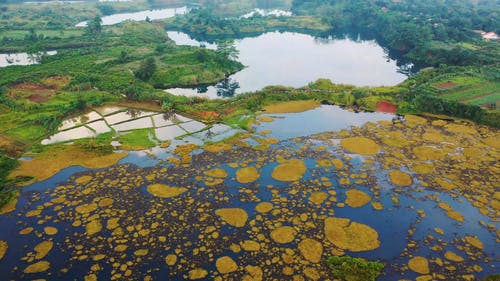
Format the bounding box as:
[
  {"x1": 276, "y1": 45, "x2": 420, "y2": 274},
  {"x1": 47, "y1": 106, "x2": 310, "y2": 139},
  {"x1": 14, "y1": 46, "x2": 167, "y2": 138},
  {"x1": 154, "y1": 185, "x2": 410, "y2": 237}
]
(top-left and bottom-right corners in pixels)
[{"x1": 291, "y1": 0, "x2": 500, "y2": 66}]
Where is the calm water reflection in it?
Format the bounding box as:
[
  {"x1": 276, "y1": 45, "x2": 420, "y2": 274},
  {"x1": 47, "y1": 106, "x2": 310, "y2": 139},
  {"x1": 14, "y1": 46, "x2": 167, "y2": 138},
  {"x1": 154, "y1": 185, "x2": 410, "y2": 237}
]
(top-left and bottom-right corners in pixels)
[
  {"x1": 76, "y1": 6, "x2": 188, "y2": 27},
  {"x1": 254, "y1": 105, "x2": 395, "y2": 140},
  {"x1": 166, "y1": 31, "x2": 410, "y2": 98},
  {"x1": 0, "y1": 51, "x2": 57, "y2": 68}
]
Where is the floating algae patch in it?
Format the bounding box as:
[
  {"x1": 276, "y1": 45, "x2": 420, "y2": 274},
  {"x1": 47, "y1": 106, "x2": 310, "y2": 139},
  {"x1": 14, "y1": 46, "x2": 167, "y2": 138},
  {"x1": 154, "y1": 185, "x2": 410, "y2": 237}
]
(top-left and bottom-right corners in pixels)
[
  {"x1": 298, "y1": 238, "x2": 323, "y2": 263},
  {"x1": 271, "y1": 159, "x2": 306, "y2": 182},
  {"x1": 413, "y1": 146, "x2": 447, "y2": 161},
  {"x1": 257, "y1": 116, "x2": 274, "y2": 122},
  {"x1": 215, "y1": 208, "x2": 248, "y2": 227},
  {"x1": 215, "y1": 256, "x2": 238, "y2": 274},
  {"x1": 204, "y1": 168, "x2": 228, "y2": 178},
  {"x1": 146, "y1": 184, "x2": 187, "y2": 198},
  {"x1": 188, "y1": 268, "x2": 208, "y2": 280},
  {"x1": 340, "y1": 137, "x2": 379, "y2": 155},
  {"x1": 11, "y1": 145, "x2": 127, "y2": 182},
  {"x1": 389, "y1": 171, "x2": 412, "y2": 186},
  {"x1": 262, "y1": 100, "x2": 321, "y2": 114},
  {"x1": 240, "y1": 240, "x2": 260, "y2": 251},
  {"x1": 75, "y1": 175, "x2": 92, "y2": 184},
  {"x1": 85, "y1": 220, "x2": 102, "y2": 236},
  {"x1": 445, "y1": 250, "x2": 464, "y2": 262},
  {"x1": 204, "y1": 143, "x2": 232, "y2": 153},
  {"x1": 0, "y1": 241, "x2": 7, "y2": 260},
  {"x1": 165, "y1": 254, "x2": 177, "y2": 266},
  {"x1": 270, "y1": 226, "x2": 297, "y2": 244},
  {"x1": 44, "y1": 226, "x2": 58, "y2": 235},
  {"x1": 75, "y1": 203, "x2": 98, "y2": 214},
  {"x1": 236, "y1": 167, "x2": 260, "y2": 183},
  {"x1": 324, "y1": 217, "x2": 380, "y2": 252},
  {"x1": 309, "y1": 191, "x2": 328, "y2": 205},
  {"x1": 408, "y1": 256, "x2": 430, "y2": 274},
  {"x1": 465, "y1": 236, "x2": 483, "y2": 249},
  {"x1": 345, "y1": 189, "x2": 371, "y2": 208},
  {"x1": 255, "y1": 202, "x2": 273, "y2": 213},
  {"x1": 23, "y1": 261, "x2": 50, "y2": 273},
  {"x1": 33, "y1": 241, "x2": 53, "y2": 260}
]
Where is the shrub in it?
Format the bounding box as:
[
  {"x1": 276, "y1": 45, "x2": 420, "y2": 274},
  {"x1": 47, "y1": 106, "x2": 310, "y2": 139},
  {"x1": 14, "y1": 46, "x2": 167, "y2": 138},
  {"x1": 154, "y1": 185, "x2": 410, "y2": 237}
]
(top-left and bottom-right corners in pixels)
[{"x1": 326, "y1": 256, "x2": 384, "y2": 281}]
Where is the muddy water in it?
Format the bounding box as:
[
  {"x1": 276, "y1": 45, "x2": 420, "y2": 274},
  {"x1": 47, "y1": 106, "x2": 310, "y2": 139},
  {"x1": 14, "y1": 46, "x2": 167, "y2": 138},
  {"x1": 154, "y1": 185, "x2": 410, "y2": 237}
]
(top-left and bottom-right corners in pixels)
[{"x1": 2, "y1": 107, "x2": 498, "y2": 280}]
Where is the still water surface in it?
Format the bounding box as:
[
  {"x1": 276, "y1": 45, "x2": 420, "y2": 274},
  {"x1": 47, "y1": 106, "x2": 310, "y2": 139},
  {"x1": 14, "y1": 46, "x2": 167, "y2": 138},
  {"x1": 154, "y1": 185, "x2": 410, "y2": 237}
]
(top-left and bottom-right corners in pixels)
[
  {"x1": 0, "y1": 51, "x2": 57, "y2": 68},
  {"x1": 76, "y1": 6, "x2": 188, "y2": 27},
  {"x1": 166, "y1": 31, "x2": 411, "y2": 98}
]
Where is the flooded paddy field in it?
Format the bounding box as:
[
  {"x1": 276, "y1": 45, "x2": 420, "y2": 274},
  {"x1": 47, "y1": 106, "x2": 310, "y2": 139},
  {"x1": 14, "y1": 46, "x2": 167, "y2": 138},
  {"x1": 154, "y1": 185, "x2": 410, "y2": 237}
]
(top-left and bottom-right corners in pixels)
[
  {"x1": 41, "y1": 106, "x2": 241, "y2": 147},
  {"x1": 0, "y1": 106, "x2": 498, "y2": 281}
]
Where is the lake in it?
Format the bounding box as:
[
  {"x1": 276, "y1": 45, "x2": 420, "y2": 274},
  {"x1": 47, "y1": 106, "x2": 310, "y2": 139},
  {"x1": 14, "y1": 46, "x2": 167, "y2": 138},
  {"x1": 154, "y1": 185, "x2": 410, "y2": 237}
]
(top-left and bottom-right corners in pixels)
[
  {"x1": 165, "y1": 31, "x2": 411, "y2": 98},
  {"x1": 76, "y1": 6, "x2": 188, "y2": 27}
]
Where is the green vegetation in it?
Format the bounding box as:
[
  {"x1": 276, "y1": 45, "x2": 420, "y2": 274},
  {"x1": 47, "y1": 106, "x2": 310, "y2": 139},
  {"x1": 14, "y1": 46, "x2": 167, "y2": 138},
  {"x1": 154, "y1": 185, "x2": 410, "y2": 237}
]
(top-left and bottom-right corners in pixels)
[
  {"x1": 117, "y1": 128, "x2": 157, "y2": 150},
  {"x1": 291, "y1": 0, "x2": 500, "y2": 67},
  {"x1": 326, "y1": 256, "x2": 384, "y2": 281},
  {"x1": 0, "y1": 154, "x2": 18, "y2": 209},
  {"x1": 0, "y1": 18, "x2": 241, "y2": 207},
  {"x1": 402, "y1": 65, "x2": 500, "y2": 126},
  {"x1": 164, "y1": 8, "x2": 329, "y2": 41}
]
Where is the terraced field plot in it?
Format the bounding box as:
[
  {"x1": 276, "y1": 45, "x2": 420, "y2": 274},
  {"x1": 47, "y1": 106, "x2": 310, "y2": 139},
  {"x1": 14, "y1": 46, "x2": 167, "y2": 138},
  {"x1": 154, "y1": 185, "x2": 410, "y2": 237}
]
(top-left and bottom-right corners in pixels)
[{"x1": 433, "y1": 77, "x2": 500, "y2": 109}]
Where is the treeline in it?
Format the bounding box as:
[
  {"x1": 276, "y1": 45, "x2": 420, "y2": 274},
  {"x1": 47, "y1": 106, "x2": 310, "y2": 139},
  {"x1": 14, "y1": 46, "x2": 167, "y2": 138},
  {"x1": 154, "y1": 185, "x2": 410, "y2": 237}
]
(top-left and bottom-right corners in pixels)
[
  {"x1": 165, "y1": 8, "x2": 329, "y2": 41},
  {"x1": 291, "y1": 0, "x2": 500, "y2": 67}
]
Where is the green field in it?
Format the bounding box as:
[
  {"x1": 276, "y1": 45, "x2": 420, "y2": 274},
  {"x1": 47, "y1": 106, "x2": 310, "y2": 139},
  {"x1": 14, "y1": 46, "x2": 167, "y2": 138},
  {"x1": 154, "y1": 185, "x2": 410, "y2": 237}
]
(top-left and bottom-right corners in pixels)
[{"x1": 426, "y1": 69, "x2": 500, "y2": 110}]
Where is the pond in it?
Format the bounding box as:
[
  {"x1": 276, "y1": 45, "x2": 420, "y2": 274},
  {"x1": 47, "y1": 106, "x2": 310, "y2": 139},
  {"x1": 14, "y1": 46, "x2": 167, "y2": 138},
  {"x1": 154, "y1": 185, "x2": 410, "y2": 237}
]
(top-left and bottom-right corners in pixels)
[
  {"x1": 165, "y1": 31, "x2": 411, "y2": 98},
  {"x1": 1, "y1": 106, "x2": 498, "y2": 281},
  {"x1": 0, "y1": 51, "x2": 57, "y2": 68},
  {"x1": 76, "y1": 6, "x2": 188, "y2": 27}
]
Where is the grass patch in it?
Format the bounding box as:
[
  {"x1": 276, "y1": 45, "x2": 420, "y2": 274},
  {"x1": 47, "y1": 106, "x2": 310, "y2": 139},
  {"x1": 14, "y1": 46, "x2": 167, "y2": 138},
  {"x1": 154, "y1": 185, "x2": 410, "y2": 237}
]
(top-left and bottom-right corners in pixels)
[
  {"x1": 118, "y1": 128, "x2": 156, "y2": 150},
  {"x1": 0, "y1": 154, "x2": 19, "y2": 210}
]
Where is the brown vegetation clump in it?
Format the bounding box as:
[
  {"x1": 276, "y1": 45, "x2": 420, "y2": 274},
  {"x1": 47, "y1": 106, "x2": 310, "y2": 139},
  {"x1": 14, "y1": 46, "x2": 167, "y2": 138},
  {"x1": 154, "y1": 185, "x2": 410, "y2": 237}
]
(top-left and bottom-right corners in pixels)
[
  {"x1": 271, "y1": 159, "x2": 306, "y2": 182},
  {"x1": 263, "y1": 100, "x2": 320, "y2": 114},
  {"x1": 389, "y1": 171, "x2": 412, "y2": 186},
  {"x1": 340, "y1": 137, "x2": 380, "y2": 155},
  {"x1": 408, "y1": 256, "x2": 430, "y2": 274},
  {"x1": 324, "y1": 217, "x2": 380, "y2": 252},
  {"x1": 270, "y1": 226, "x2": 297, "y2": 244},
  {"x1": 236, "y1": 167, "x2": 260, "y2": 183},
  {"x1": 146, "y1": 184, "x2": 187, "y2": 198},
  {"x1": 345, "y1": 189, "x2": 372, "y2": 207},
  {"x1": 215, "y1": 208, "x2": 248, "y2": 227}
]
